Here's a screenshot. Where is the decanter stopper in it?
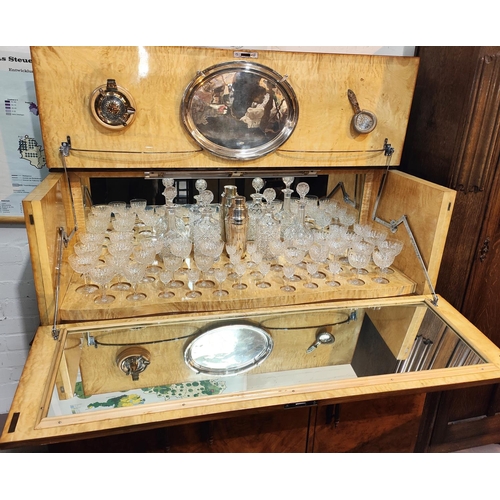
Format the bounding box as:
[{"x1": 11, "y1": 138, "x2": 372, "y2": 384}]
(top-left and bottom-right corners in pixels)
[
  {"x1": 282, "y1": 177, "x2": 294, "y2": 189},
  {"x1": 252, "y1": 177, "x2": 265, "y2": 194},
  {"x1": 296, "y1": 182, "x2": 310, "y2": 201},
  {"x1": 263, "y1": 188, "x2": 276, "y2": 204},
  {"x1": 195, "y1": 179, "x2": 207, "y2": 193},
  {"x1": 162, "y1": 177, "x2": 174, "y2": 188},
  {"x1": 163, "y1": 185, "x2": 177, "y2": 205}
]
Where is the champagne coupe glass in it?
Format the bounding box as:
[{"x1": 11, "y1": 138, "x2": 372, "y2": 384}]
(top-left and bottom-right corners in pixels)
[
  {"x1": 107, "y1": 240, "x2": 133, "y2": 261},
  {"x1": 213, "y1": 267, "x2": 229, "y2": 297},
  {"x1": 283, "y1": 245, "x2": 305, "y2": 282},
  {"x1": 123, "y1": 261, "x2": 147, "y2": 301},
  {"x1": 111, "y1": 213, "x2": 136, "y2": 232},
  {"x1": 68, "y1": 252, "x2": 99, "y2": 294},
  {"x1": 74, "y1": 241, "x2": 102, "y2": 260},
  {"x1": 78, "y1": 231, "x2": 106, "y2": 246},
  {"x1": 371, "y1": 248, "x2": 396, "y2": 284},
  {"x1": 170, "y1": 235, "x2": 192, "y2": 276},
  {"x1": 158, "y1": 270, "x2": 175, "y2": 298},
  {"x1": 89, "y1": 262, "x2": 116, "y2": 304},
  {"x1": 107, "y1": 230, "x2": 134, "y2": 245},
  {"x1": 194, "y1": 253, "x2": 215, "y2": 288},
  {"x1": 132, "y1": 245, "x2": 157, "y2": 283},
  {"x1": 304, "y1": 262, "x2": 320, "y2": 289},
  {"x1": 162, "y1": 254, "x2": 184, "y2": 288},
  {"x1": 232, "y1": 261, "x2": 248, "y2": 290},
  {"x1": 107, "y1": 254, "x2": 132, "y2": 291},
  {"x1": 256, "y1": 261, "x2": 271, "y2": 288},
  {"x1": 347, "y1": 248, "x2": 372, "y2": 286},
  {"x1": 281, "y1": 264, "x2": 296, "y2": 292},
  {"x1": 137, "y1": 235, "x2": 164, "y2": 275},
  {"x1": 377, "y1": 238, "x2": 404, "y2": 274},
  {"x1": 108, "y1": 201, "x2": 127, "y2": 216},
  {"x1": 186, "y1": 269, "x2": 201, "y2": 298},
  {"x1": 86, "y1": 213, "x2": 110, "y2": 234},
  {"x1": 130, "y1": 198, "x2": 147, "y2": 216},
  {"x1": 326, "y1": 260, "x2": 342, "y2": 287},
  {"x1": 348, "y1": 241, "x2": 374, "y2": 274}
]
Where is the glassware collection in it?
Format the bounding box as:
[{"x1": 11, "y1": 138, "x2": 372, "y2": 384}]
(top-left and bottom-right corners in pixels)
[{"x1": 68, "y1": 177, "x2": 404, "y2": 303}]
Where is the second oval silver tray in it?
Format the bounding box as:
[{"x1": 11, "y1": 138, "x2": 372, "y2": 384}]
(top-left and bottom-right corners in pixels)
[{"x1": 184, "y1": 322, "x2": 274, "y2": 376}]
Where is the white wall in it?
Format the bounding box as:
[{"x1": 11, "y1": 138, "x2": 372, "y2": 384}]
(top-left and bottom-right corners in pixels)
[
  {"x1": 0, "y1": 45, "x2": 416, "y2": 417},
  {"x1": 0, "y1": 224, "x2": 40, "y2": 414}
]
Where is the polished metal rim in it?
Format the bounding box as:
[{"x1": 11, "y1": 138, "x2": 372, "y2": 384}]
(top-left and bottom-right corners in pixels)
[{"x1": 181, "y1": 61, "x2": 299, "y2": 160}]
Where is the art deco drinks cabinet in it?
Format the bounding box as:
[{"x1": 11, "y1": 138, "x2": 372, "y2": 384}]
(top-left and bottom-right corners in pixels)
[{"x1": 2, "y1": 46, "x2": 500, "y2": 452}]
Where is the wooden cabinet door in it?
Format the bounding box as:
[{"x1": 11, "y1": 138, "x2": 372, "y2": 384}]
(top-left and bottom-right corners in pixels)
[
  {"x1": 312, "y1": 394, "x2": 426, "y2": 453},
  {"x1": 49, "y1": 407, "x2": 312, "y2": 453}
]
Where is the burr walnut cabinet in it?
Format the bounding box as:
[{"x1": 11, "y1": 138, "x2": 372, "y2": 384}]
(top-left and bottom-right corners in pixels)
[{"x1": 2, "y1": 46, "x2": 500, "y2": 452}]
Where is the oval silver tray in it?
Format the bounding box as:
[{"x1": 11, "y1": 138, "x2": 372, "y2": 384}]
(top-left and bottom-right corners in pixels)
[
  {"x1": 181, "y1": 61, "x2": 299, "y2": 160},
  {"x1": 184, "y1": 322, "x2": 274, "y2": 376}
]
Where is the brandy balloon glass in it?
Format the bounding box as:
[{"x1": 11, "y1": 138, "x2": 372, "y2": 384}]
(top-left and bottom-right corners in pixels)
[{"x1": 88, "y1": 263, "x2": 116, "y2": 305}]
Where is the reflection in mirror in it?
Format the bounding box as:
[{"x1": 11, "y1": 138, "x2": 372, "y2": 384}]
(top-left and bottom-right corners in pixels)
[{"x1": 44, "y1": 303, "x2": 484, "y2": 422}]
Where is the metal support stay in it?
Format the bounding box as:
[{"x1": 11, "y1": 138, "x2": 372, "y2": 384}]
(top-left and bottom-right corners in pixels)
[
  {"x1": 52, "y1": 227, "x2": 65, "y2": 340},
  {"x1": 59, "y1": 136, "x2": 78, "y2": 245}
]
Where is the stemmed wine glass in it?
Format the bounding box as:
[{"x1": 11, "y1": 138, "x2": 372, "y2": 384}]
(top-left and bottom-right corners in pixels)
[
  {"x1": 281, "y1": 264, "x2": 296, "y2": 292},
  {"x1": 158, "y1": 270, "x2": 175, "y2": 298},
  {"x1": 186, "y1": 269, "x2": 201, "y2": 298},
  {"x1": 326, "y1": 260, "x2": 342, "y2": 287},
  {"x1": 213, "y1": 267, "x2": 229, "y2": 297},
  {"x1": 304, "y1": 262, "x2": 320, "y2": 289},
  {"x1": 122, "y1": 261, "x2": 148, "y2": 301},
  {"x1": 308, "y1": 242, "x2": 328, "y2": 279},
  {"x1": 232, "y1": 261, "x2": 247, "y2": 290},
  {"x1": 256, "y1": 261, "x2": 271, "y2": 288},
  {"x1": 88, "y1": 262, "x2": 116, "y2": 304}
]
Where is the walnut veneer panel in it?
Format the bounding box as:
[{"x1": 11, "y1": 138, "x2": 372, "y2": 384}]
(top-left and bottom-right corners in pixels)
[{"x1": 31, "y1": 46, "x2": 418, "y2": 170}]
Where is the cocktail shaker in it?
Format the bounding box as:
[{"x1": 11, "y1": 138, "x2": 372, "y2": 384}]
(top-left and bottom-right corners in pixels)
[
  {"x1": 220, "y1": 185, "x2": 238, "y2": 241},
  {"x1": 226, "y1": 196, "x2": 248, "y2": 256}
]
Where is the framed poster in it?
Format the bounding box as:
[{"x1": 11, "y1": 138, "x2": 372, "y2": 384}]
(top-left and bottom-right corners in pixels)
[{"x1": 0, "y1": 46, "x2": 48, "y2": 223}]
